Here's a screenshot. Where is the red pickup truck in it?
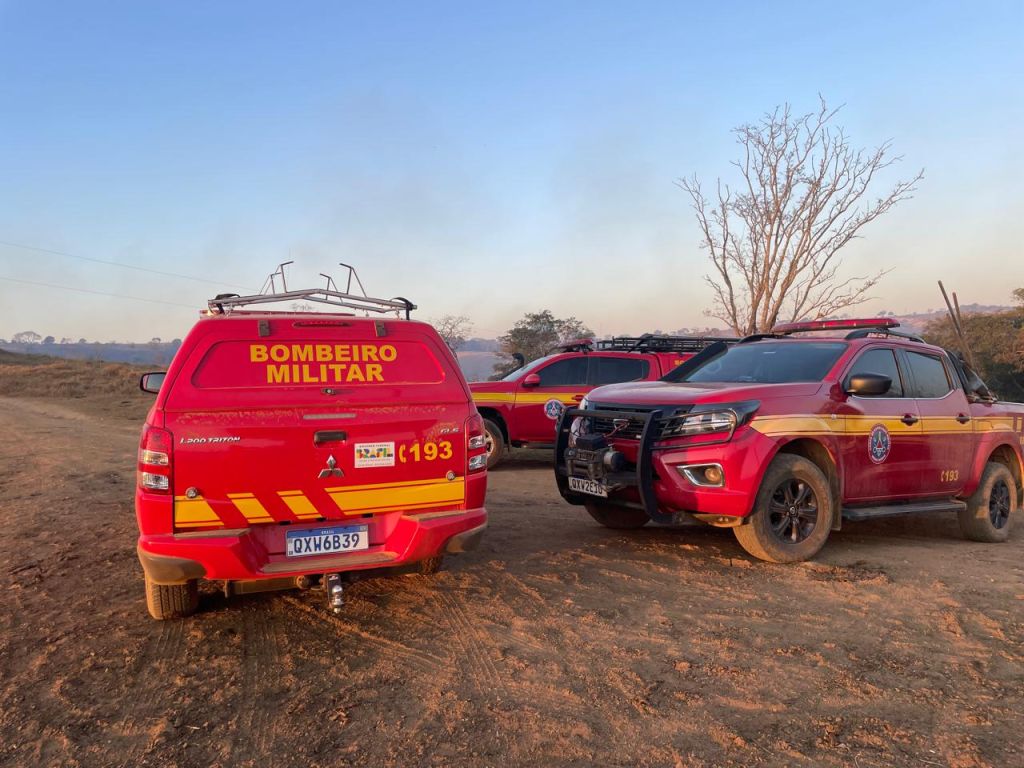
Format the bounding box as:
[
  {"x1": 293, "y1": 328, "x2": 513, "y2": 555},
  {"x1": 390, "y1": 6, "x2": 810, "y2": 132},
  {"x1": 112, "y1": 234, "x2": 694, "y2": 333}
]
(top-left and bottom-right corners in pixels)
[
  {"x1": 556, "y1": 319, "x2": 1023, "y2": 562},
  {"x1": 472, "y1": 335, "x2": 733, "y2": 467}
]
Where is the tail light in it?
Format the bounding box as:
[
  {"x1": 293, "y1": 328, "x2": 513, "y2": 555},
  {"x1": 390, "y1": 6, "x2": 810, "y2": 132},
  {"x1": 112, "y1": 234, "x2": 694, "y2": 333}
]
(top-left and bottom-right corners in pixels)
[
  {"x1": 138, "y1": 424, "x2": 172, "y2": 493},
  {"x1": 465, "y1": 413, "x2": 487, "y2": 472}
]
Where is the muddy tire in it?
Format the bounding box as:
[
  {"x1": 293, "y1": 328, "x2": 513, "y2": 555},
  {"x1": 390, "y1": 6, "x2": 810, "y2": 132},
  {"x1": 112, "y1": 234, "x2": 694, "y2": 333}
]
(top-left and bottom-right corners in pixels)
[
  {"x1": 483, "y1": 418, "x2": 506, "y2": 469},
  {"x1": 958, "y1": 462, "x2": 1016, "y2": 543},
  {"x1": 419, "y1": 556, "x2": 444, "y2": 575},
  {"x1": 144, "y1": 574, "x2": 199, "y2": 620},
  {"x1": 585, "y1": 502, "x2": 649, "y2": 530},
  {"x1": 733, "y1": 455, "x2": 834, "y2": 563}
]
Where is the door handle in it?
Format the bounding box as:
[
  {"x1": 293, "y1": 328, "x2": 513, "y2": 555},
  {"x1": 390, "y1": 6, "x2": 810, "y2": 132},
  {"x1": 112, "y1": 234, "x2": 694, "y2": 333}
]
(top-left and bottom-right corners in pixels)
[
  {"x1": 314, "y1": 430, "x2": 348, "y2": 445},
  {"x1": 956, "y1": 413, "x2": 971, "y2": 424},
  {"x1": 901, "y1": 414, "x2": 919, "y2": 426}
]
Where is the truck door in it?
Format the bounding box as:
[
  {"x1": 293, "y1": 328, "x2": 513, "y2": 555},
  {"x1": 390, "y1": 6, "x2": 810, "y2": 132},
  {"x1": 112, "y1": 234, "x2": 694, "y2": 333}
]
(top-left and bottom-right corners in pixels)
[
  {"x1": 901, "y1": 349, "x2": 974, "y2": 496},
  {"x1": 512, "y1": 355, "x2": 590, "y2": 444},
  {"x1": 840, "y1": 347, "x2": 928, "y2": 501}
]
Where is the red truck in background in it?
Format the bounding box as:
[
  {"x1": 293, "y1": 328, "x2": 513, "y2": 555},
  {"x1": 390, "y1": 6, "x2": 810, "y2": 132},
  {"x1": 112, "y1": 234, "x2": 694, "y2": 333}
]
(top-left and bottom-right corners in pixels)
[
  {"x1": 471, "y1": 335, "x2": 734, "y2": 467},
  {"x1": 555, "y1": 319, "x2": 1024, "y2": 563}
]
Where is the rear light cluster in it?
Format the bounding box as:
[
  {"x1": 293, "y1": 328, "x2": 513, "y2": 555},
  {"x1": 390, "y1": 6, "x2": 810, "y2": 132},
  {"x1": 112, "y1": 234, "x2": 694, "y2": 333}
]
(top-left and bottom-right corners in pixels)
[
  {"x1": 138, "y1": 425, "x2": 173, "y2": 493},
  {"x1": 465, "y1": 413, "x2": 488, "y2": 472}
]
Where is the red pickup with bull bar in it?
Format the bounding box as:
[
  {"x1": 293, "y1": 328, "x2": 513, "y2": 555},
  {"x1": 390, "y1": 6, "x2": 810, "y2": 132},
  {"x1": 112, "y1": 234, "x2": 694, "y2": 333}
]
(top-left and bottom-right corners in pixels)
[
  {"x1": 135, "y1": 269, "x2": 488, "y2": 619},
  {"x1": 556, "y1": 319, "x2": 1024, "y2": 562},
  {"x1": 471, "y1": 334, "x2": 734, "y2": 467}
]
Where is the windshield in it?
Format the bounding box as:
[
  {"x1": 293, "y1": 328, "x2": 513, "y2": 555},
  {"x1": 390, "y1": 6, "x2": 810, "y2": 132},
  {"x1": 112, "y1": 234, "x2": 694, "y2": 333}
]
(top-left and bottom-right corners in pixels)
[
  {"x1": 663, "y1": 341, "x2": 847, "y2": 384},
  {"x1": 500, "y1": 355, "x2": 555, "y2": 382}
]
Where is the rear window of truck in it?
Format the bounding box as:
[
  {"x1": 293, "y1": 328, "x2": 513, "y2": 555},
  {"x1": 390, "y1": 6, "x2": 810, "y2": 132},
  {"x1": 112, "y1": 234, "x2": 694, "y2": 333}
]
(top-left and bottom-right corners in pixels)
[
  {"x1": 665, "y1": 341, "x2": 846, "y2": 384},
  {"x1": 191, "y1": 340, "x2": 445, "y2": 388}
]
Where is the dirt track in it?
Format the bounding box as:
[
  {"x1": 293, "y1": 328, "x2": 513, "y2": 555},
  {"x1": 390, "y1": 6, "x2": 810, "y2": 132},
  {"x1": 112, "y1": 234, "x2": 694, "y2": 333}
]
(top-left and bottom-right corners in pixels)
[{"x1": 1, "y1": 394, "x2": 1022, "y2": 768}]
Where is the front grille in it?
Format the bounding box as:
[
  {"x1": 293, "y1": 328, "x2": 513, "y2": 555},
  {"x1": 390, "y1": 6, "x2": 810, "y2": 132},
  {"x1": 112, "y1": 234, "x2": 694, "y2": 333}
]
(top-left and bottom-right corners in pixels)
[{"x1": 586, "y1": 405, "x2": 692, "y2": 441}]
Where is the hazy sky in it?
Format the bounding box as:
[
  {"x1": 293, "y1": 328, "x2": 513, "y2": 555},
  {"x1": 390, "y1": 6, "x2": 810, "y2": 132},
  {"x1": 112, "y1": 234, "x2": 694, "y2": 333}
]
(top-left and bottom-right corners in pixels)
[{"x1": 1, "y1": 1, "x2": 1021, "y2": 342}]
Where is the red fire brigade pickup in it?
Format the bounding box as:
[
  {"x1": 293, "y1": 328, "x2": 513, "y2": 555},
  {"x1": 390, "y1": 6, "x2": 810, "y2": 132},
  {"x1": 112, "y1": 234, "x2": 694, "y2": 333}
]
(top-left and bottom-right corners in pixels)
[
  {"x1": 135, "y1": 271, "x2": 487, "y2": 619},
  {"x1": 472, "y1": 335, "x2": 734, "y2": 467},
  {"x1": 556, "y1": 319, "x2": 1023, "y2": 563}
]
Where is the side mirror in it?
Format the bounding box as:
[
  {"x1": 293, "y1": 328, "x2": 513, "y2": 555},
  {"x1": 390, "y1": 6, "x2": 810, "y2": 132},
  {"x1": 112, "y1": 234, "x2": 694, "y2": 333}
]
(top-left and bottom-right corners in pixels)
[
  {"x1": 845, "y1": 373, "x2": 891, "y2": 397},
  {"x1": 140, "y1": 372, "x2": 167, "y2": 394},
  {"x1": 522, "y1": 373, "x2": 541, "y2": 388}
]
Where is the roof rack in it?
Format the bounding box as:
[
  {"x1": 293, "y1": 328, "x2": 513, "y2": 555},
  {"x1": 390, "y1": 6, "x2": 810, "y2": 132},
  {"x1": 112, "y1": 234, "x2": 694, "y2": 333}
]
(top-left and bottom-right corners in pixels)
[
  {"x1": 207, "y1": 262, "x2": 416, "y2": 319},
  {"x1": 595, "y1": 334, "x2": 737, "y2": 354},
  {"x1": 844, "y1": 328, "x2": 924, "y2": 343}
]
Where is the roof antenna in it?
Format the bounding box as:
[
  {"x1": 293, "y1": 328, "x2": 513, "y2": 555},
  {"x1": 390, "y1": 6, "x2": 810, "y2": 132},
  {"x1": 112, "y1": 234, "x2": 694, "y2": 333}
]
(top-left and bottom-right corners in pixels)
[{"x1": 938, "y1": 280, "x2": 978, "y2": 369}]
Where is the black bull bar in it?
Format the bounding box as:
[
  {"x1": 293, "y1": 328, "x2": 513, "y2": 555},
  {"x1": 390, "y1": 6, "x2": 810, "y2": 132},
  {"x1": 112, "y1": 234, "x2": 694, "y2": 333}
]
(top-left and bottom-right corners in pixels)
[{"x1": 554, "y1": 407, "x2": 669, "y2": 522}]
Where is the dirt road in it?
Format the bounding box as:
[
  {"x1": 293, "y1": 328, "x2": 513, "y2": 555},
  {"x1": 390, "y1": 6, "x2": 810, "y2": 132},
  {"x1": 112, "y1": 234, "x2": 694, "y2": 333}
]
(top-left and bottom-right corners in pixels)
[{"x1": 1, "y1": 395, "x2": 1022, "y2": 768}]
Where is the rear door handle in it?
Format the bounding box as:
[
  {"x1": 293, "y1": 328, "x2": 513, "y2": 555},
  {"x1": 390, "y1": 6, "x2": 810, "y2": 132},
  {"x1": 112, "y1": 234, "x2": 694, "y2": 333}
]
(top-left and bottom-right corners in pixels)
[
  {"x1": 956, "y1": 413, "x2": 971, "y2": 424},
  {"x1": 901, "y1": 414, "x2": 919, "y2": 426},
  {"x1": 314, "y1": 430, "x2": 348, "y2": 445}
]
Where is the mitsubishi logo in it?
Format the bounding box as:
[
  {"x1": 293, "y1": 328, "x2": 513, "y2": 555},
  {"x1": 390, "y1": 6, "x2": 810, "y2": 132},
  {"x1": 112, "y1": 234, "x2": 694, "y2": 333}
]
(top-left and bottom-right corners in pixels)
[{"x1": 318, "y1": 454, "x2": 345, "y2": 479}]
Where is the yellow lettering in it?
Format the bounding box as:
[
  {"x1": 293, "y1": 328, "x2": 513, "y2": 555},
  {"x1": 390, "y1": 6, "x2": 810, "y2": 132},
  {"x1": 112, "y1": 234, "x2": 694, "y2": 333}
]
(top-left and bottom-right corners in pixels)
[
  {"x1": 293, "y1": 345, "x2": 313, "y2": 362},
  {"x1": 329, "y1": 363, "x2": 346, "y2": 381},
  {"x1": 362, "y1": 345, "x2": 379, "y2": 362},
  {"x1": 270, "y1": 345, "x2": 289, "y2": 363},
  {"x1": 346, "y1": 365, "x2": 366, "y2": 382},
  {"x1": 379, "y1": 345, "x2": 397, "y2": 362},
  {"x1": 366, "y1": 363, "x2": 383, "y2": 382},
  {"x1": 291, "y1": 364, "x2": 301, "y2": 381},
  {"x1": 315, "y1": 344, "x2": 332, "y2": 362},
  {"x1": 250, "y1": 344, "x2": 268, "y2": 362},
  {"x1": 334, "y1": 344, "x2": 351, "y2": 362},
  {"x1": 301, "y1": 364, "x2": 318, "y2": 382},
  {"x1": 267, "y1": 365, "x2": 290, "y2": 383}
]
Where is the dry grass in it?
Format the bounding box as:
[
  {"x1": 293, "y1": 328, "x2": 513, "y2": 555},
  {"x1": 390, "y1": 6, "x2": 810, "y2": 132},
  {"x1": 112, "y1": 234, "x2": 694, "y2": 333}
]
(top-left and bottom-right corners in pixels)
[{"x1": 0, "y1": 352, "x2": 151, "y2": 420}]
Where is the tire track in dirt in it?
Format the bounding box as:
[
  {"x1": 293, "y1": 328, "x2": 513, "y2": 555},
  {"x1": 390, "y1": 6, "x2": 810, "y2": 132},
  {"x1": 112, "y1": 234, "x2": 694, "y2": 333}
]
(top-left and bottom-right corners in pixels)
[
  {"x1": 434, "y1": 589, "x2": 507, "y2": 699},
  {"x1": 228, "y1": 606, "x2": 284, "y2": 765},
  {"x1": 113, "y1": 621, "x2": 186, "y2": 768},
  {"x1": 280, "y1": 594, "x2": 445, "y2": 675}
]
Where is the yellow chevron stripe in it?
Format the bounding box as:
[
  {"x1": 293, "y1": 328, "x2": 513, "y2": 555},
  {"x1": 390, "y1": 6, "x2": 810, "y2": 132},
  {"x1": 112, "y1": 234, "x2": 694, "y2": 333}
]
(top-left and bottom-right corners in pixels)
[
  {"x1": 173, "y1": 496, "x2": 222, "y2": 527},
  {"x1": 326, "y1": 477, "x2": 465, "y2": 516},
  {"x1": 226, "y1": 492, "x2": 275, "y2": 524},
  {"x1": 277, "y1": 490, "x2": 321, "y2": 519}
]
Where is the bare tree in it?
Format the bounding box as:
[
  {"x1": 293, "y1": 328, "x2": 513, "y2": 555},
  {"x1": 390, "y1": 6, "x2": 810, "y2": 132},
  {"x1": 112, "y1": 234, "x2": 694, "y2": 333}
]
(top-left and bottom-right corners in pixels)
[
  {"x1": 431, "y1": 314, "x2": 474, "y2": 352},
  {"x1": 679, "y1": 98, "x2": 923, "y2": 335}
]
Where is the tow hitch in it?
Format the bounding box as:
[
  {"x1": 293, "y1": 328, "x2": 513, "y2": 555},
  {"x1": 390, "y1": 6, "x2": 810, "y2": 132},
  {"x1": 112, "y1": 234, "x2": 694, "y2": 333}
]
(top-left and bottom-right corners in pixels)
[{"x1": 325, "y1": 572, "x2": 344, "y2": 613}]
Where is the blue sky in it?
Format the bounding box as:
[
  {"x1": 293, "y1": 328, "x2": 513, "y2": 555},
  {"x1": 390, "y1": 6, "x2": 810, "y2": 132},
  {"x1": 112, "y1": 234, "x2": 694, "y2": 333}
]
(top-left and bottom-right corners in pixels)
[{"x1": 0, "y1": 1, "x2": 1021, "y2": 341}]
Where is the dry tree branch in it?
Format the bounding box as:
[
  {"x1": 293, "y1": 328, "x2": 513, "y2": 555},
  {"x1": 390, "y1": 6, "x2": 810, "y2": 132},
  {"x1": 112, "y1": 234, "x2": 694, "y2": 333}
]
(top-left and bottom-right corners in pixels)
[{"x1": 681, "y1": 98, "x2": 923, "y2": 334}]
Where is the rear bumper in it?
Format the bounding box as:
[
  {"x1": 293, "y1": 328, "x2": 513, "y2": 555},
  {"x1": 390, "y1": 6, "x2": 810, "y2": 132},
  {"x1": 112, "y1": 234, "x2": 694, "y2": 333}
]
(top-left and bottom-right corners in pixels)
[{"x1": 138, "y1": 507, "x2": 487, "y2": 584}]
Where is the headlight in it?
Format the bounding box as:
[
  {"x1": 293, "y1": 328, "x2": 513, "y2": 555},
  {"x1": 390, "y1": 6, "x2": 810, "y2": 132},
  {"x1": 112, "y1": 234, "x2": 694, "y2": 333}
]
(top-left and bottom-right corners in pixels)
[
  {"x1": 579, "y1": 396, "x2": 590, "y2": 411},
  {"x1": 663, "y1": 410, "x2": 736, "y2": 438}
]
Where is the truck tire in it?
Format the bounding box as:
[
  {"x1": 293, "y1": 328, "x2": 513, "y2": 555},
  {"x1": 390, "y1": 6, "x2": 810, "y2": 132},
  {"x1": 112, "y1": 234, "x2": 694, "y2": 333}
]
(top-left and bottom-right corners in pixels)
[
  {"x1": 483, "y1": 418, "x2": 506, "y2": 469},
  {"x1": 145, "y1": 574, "x2": 199, "y2": 620},
  {"x1": 733, "y1": 455, "x2": 834, "y2": 563},
  {"x1": 958, "y1": 462, "x2": 1016, "y2": 543},
  {"x1": 585, "y1": 502, "x2": 649, "y2": 530}
]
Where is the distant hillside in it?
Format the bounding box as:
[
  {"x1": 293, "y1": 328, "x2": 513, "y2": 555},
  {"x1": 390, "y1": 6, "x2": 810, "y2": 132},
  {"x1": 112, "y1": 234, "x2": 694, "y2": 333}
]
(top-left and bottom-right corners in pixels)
[{"x1": 0, "y1": 341, "x2": 181, "y2": 366}]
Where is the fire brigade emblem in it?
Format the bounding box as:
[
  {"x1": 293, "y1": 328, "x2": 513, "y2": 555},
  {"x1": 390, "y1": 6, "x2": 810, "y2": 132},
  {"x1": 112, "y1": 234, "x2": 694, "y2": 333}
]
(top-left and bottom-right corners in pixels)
[
  {"x1": 544, "y1": 398, "x2": 565, "y2": 420},
  {"x1": 868, "y1": 424, "x2": 891, "y2": 464}
]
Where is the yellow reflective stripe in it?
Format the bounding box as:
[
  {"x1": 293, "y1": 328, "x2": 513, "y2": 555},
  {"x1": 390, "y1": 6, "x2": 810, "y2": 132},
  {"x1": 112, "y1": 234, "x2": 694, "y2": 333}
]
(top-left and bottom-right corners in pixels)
[
  {"x1": 174, "y1": 496, "x2": 222, "y2": 527},
  {"x1": 277, "y1": 490, "x2": 321, "y2": 519},
  {"x1": 472, "y1": 392, "x2": 515, "y2": 403},
  {"x1": 327, "y1": 477, "x2": 465, "y2": 516},
  {"x1": 227, "y1": 492, "x2": 274, "y2": 524},
  {"x1": 472, "y1": 391, "x2": 581, "y2": 404}
]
